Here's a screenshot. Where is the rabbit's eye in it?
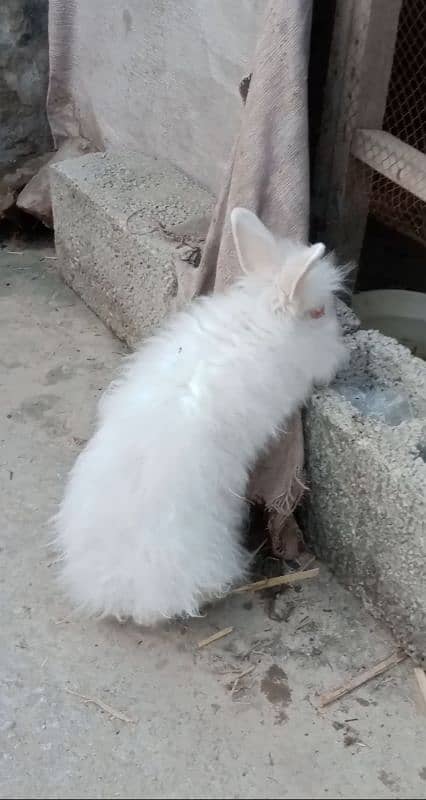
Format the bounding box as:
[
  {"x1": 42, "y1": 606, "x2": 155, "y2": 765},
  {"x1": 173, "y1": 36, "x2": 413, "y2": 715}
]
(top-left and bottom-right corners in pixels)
[{"x1": 309, "y1": 306, "x2": 325, "y2": 319}]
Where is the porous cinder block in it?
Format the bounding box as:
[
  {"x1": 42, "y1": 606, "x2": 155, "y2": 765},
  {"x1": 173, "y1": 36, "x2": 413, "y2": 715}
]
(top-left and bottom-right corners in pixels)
[
  {"x1": 50, "y1": 151, "x2": 214, "y2": 346},
  {"x1": 304, "y1": 330, "x2": 426, "y2": 663}
]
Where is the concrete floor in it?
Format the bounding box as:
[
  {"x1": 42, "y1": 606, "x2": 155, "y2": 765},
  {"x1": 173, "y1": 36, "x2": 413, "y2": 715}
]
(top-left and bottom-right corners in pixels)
[{"x1": 1, "y1": 244, "x2": 425, "y2": 800}]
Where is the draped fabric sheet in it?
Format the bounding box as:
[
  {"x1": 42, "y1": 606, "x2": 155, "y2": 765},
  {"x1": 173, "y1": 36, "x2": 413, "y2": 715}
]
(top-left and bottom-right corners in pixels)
[{"x1": 179, "y1": 0, "x2": 314, "y2": 554}]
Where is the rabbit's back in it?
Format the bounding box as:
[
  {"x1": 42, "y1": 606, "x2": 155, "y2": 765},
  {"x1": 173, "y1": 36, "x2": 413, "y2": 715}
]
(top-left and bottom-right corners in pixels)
[{"x1": 56, "y1": 300, "x2": 253, "y2": 623}]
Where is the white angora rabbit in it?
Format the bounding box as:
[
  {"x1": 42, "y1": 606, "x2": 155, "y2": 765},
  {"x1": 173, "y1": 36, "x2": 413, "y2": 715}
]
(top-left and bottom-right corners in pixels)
[{"x1": 56, "y1": 208, "x2": 346, "y2": 624}]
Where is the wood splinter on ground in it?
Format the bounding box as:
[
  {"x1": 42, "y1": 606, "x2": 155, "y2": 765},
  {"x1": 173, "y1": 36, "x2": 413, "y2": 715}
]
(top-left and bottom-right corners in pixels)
[
  {"x1": 200, "y1": 569, "x2": 319, "y2": 639},
  {"x1": 231, "y1": 567, "x2": 319, "y2": 594},
  {"x1": 414, "y1": 667, "x2": 426, "y2": 710},
  {"x1": 230, "y1": 664, "x2": 255, "y2": 696},
  {"x1": 65, "y1": 688, "x2": 137, "y2": 724},
  {"x1": 318, "y1": 649, "x2": 407, "y2": 708},
  {"x1": 197, "y1": 626, "x2": 234, "y2": 649}
]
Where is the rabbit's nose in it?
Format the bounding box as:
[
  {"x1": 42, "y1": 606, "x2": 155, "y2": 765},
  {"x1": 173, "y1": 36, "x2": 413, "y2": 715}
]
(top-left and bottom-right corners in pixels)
[{"x1": 309, "y1": 306, "x2": 325, "y2": 319}]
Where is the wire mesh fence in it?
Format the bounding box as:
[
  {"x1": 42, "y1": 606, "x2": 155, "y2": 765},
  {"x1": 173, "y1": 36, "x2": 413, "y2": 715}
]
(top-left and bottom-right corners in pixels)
[{"x1": 368, "y1": 0, "x2": 426, "y2": 245}]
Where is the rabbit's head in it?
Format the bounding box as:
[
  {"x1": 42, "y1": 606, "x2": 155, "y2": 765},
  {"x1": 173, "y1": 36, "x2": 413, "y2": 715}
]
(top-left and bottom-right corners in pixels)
[{"x1": 231, "y1": 207, "x2": 344, "y2": 320}]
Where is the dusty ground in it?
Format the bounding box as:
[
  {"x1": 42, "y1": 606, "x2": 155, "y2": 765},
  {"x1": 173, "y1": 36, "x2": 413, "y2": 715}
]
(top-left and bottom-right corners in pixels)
[{"x1": 1, "y1": 244, "x2": 425, "y2": 800}]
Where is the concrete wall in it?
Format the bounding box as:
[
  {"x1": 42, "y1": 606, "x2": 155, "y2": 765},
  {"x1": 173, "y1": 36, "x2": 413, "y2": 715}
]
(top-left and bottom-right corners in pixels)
[
  {"x1": 50, "y1": 0, "x2": 264, "y2": 193},
  {"x1": 0, "y1": 0, "x2": 51, "y2": 173}
]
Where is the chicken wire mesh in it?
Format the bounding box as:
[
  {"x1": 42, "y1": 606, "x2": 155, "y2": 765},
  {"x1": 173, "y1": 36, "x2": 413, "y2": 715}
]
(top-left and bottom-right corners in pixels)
[
  {"x1": 368, "y1": 0, "x2": 426, "y2": 245},
  {"x1": 370, "y1": 169, "x2": 425, "y2": 245}
]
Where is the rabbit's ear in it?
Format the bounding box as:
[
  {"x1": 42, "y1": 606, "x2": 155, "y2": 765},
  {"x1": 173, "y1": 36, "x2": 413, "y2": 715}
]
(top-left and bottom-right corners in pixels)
[
  {"x1": 231, "y1": 208, "x2": 280, "y2": 274},
  {"x1": 289, "y1": 242, "x2": 326, "y2": 301}
]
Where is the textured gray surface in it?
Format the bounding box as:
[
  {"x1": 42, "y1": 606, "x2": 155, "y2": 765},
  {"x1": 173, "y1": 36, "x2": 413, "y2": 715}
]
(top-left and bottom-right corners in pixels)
[
  {"x1": 305, "y1": 330, "x2": 426, "y2": 663},
  {"x1": 335, "y1": 297, "x2": 361, "y2": 335},
  {"x1": 51, "y1": 151, "x2": 214, "y2": 346},
  {"x1": 2, "y1": 244, "x2": 426, "y2": 799},
  {"x1": 0, "y1": 0, "x2": 51, "y2": 171}
]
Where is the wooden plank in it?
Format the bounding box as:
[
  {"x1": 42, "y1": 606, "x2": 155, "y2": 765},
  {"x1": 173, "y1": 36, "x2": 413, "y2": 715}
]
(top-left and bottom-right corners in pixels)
[
  {"x1": 313, "y1": 0, "x2": 403, "y2": 266},
  {"x1": 351, "y1": 129, "x2": 426, "y2": 203}
]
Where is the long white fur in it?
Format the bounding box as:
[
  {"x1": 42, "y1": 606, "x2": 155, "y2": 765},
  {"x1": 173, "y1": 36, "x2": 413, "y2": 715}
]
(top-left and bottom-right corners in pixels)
[{"x1": 55, "y1": 208, "x2": 347, "y2": 625}]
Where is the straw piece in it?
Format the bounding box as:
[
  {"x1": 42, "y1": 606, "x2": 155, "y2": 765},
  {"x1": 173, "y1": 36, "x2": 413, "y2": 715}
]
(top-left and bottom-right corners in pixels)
[
  {"x1": 231, "y1": 568, "x2": 319, "y2": 594},
  {"x1": 197, "y1": 626, "x2": 234, "y2": 648},
  {"x1": 230, "y1": 665, "x2": 255, "y2": 695},
  {"x1": 319, "y1": 650, "x2": 407, "y2": 707},
  {"x1": 65, "y1": 688, "x2": 137, "y2": 723},
  {"x1": 414, "y1": 667, "x2": 426, "y2": 709}
]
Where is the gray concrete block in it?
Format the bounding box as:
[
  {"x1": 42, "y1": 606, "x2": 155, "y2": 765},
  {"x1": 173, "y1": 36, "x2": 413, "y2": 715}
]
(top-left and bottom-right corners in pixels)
[
  {"x1": 304, "y1": 330, "x2": 426, "y2": 662},
  {"x1": 335, "y1": 297, "x2": 360, "y2": 335},
  {"x1": 50, "y1": 151, "x2": 214, "y2": 346}
]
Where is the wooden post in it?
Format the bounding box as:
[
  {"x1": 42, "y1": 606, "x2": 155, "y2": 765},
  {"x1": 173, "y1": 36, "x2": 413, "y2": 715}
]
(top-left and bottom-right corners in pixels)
[{"x1": 312, "y1": 0, "x2": 403, "y2": 267}]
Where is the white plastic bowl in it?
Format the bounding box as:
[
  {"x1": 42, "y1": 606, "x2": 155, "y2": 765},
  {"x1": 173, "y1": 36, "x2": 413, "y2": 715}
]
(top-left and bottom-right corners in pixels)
[{"x1": 352, "y1": 289, "x2": 426, "y2": 360}]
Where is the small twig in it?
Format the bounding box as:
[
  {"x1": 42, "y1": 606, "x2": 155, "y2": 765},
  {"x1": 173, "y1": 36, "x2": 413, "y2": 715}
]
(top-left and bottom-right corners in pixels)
[
  {"x1": 319, "y1": 649, "x2": 407, "y2": 708},
  {"x1": 414, "y1": 668, "x2": 426, "y2": 710},
  {"x1": 214, "y1": 665, "x2": 243, "y2": 676},
  {"x1": 230, "y1": 665, "x2": 255, "y2": 696},
  {"x1": 65, "y1": 688, "x2": 137, "y2": 724},
  {"x1": 231, "y1": 568, "x2": 319, "y2": 594},
  {"x1": 295, "y1": 615, "x2": 310, "y2": 632},
  {"x1": 197, "y1": 626, "x2": 234, "y2": 649},
  {"x1": 6, "y1": 250, "x2": 24, "y2": 255}
]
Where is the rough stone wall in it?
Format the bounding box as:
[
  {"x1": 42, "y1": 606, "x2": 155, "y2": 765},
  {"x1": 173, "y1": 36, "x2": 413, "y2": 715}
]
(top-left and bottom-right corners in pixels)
[{"x1": 0, "y1": 0, "x2": 51, "y2": 174}]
